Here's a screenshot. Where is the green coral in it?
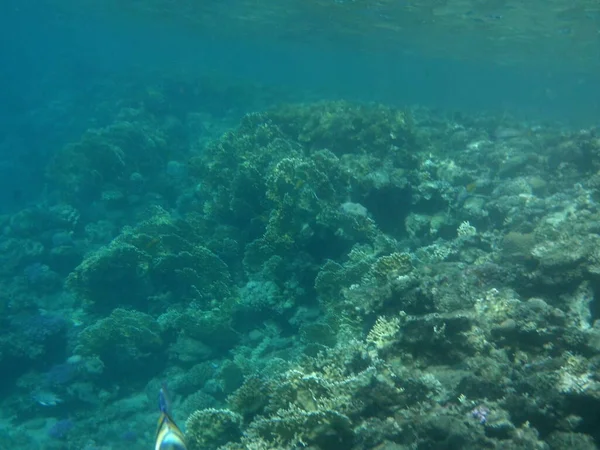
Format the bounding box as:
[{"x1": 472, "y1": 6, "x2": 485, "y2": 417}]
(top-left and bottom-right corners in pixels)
[
  {"x1": 268, "y1": 100, "x2": 416, "y2": 160},
  {"x1": 218, "y1": 360, "x2": 245, "y2": 395},
  {"x1": 158, "y1": 307, "x2": 239, "y2": 352},
  {"x1": 502, "y1": 231, "x2": 536, "y2": 259},
  {"x1": 47, "y1": 108, "x2": 177, "y2": 202},
  {"x1": 188, "y1": 114, "x2": 301, "y2": 225},
  {"x1": 314, "y1": 246, "x2": 374, "y2": 303},
  {"x1": 171, "y1": 361, "x2": 215, "y2": 395},
  {"x1": 299, "y1": 322, "x2": 338, "y2": 351},
  {"x1": 67, "y1": 208, "x2": 233, "y2": 312},
  {"x1": 185, "y1": 408, "x2": 243, "y2": 450},
  {"x1": 191, "y1": 102, "x2": 417, "y2": 283},
  {"x1": 315, "y1": 248, "x2": 415, "y2": 320},
  {"x1": 7, "y1": 204, "x2": 79, "y2": 239},
  {"x1": 75, "y1": 308, "x2": 163, "y2": 376},
  {"x1": 226, "y1": 375, "x2": 269, "y2": 419},
  {"x1": 370, "y1": 252, "x2": 413, "y2": 282},
  {"x1": 0, "y1": 238, "x2": 44, "y2": 277},
  {"x1": 66, "y1": 241, "x2": 151, "y2": 312},
  {"x1": 242, "y1": 150, "x2": 355, "y2": 270}
]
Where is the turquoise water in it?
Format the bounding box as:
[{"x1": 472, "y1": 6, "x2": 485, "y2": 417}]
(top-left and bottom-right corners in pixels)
[{"x1": 1, "y1": 1, "x2": 600, "y2": 449}]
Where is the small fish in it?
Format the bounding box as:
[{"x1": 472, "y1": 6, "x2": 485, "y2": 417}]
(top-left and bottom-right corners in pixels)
[
  {"x1": 155, "y1": 384, "x2": 187, "y2": 450},
  {"x1": 455, "y1": 186, "x2": 471, "y2": 206},
  {"x1": 493, "y1": 127, "x2": 525, "y2": 140},
  {"x1": 145, "y1": 237, "x2": 161, "y2": 250},
  {"x1": 33, "y1": 390, "x2": 62, "y2": 407},
  {"x1": 465, "y1": 182, "x2": 477, "y2": 193},
  {"x1": 492, "y1": 127, "x2": 537, "y2": 141}
]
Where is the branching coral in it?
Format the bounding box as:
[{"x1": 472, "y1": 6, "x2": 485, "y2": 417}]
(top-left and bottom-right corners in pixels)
[
  {"x1": 246, "y1": 404, "x2": 353, "y2": 449},
  {"x1": 185, "y1": 408, "x2": 243, "y2": 450},
  {"x1": 205, "y1": 339, "x2": 405, "y2": 449},
  {"x1": 191, "y1": 102, "x2": 416, "y2": 284},
  {"x1": 315, "y1": 249, "x2": 415, "y2": 320},
  {"x1": 366, "y1": 316, "x2": 401, "y2": 350}
]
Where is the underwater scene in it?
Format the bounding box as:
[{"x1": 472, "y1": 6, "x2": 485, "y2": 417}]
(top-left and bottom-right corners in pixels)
[{"x1": 2, "y1": 0, "x2": 600, "y2": 449}]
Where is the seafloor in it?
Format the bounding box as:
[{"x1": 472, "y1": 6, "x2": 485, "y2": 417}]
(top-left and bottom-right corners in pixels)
[{"x1": 1, "y1": 90, "x2": 600, "y2": 450}]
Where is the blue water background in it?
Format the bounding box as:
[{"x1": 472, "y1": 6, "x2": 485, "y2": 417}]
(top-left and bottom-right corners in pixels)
[{"x1": 1, "y1": 1, "x2": 599, "y2": 212}]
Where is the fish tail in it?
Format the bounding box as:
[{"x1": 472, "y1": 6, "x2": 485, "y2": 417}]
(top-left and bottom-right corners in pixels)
[{"x1": 158, "y1": 382, "x2": 171, "y2": 414}]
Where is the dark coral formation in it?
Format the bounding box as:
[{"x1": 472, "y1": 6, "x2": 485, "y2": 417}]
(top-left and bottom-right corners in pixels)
[{"x1": 66, "y1": 208, "x2": 233, "y2": 313}]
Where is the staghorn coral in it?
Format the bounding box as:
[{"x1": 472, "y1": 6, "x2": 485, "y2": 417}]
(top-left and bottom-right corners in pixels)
[
  {"x1": 366, "y1": 315, "x2": 401, "y2": 350},
  {"x1": 457, "y1": 220, "x2": 477, "y2": 237}
]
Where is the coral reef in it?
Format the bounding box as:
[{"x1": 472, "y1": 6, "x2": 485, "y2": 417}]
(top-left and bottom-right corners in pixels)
[{"x1": 4, "y1": 99, "x2": 600, "y2": 449}]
